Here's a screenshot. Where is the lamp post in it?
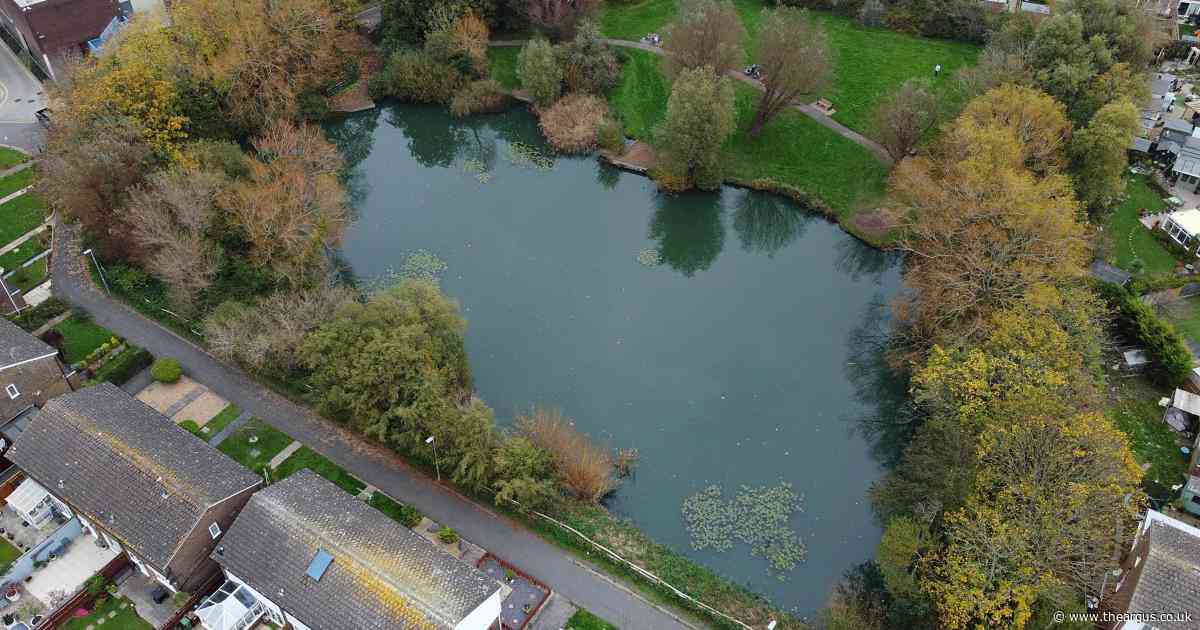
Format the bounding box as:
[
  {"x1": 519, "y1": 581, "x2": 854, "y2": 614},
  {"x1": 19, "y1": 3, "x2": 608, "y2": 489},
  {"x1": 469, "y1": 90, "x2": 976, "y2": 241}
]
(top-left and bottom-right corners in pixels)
[
  {"x1": 426, "y1": 435, "x2": 441, "y2": 482},
  {"x1": 81, "y1": 248, "x2": 110, "y2": 294}
]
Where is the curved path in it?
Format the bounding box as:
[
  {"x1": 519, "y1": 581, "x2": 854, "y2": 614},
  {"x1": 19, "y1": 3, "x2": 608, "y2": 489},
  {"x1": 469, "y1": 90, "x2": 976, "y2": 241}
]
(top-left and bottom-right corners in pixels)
[
  {"x1": 50, "y1": 223, "x2": 695, "y2": 630},
  {"x1": 491, "y1": 39, "x2": 894, "y2": 165}
]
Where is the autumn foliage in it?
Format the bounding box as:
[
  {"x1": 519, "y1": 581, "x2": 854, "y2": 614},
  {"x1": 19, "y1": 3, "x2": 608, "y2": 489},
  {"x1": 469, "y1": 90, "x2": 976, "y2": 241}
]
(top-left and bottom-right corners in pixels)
[{"x1": 518, "y1": 407, "x2": 616, "y2": 504}]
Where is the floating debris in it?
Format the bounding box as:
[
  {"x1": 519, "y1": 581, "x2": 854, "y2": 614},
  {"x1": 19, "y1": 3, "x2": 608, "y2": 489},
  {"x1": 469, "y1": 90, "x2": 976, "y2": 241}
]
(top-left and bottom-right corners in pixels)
[
  {"x1": 398, "y1": 249, "x2": 449, "y2": 284},
  {"x1": 681, "y1": 482, "x2": 806, "y2": 579},
  {"x1": 508, "y1": 142, "x2": 555, "y2": 170},
  {"x1": 636, "y1": 249, "x2": 661, "y2": 267}
]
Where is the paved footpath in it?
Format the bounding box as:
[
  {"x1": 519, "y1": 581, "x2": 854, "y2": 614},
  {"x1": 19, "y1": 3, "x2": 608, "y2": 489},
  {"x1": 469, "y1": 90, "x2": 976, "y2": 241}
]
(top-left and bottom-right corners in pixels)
[{"x1": 50, "y1": 223, "x2": 696, "y2": 630}]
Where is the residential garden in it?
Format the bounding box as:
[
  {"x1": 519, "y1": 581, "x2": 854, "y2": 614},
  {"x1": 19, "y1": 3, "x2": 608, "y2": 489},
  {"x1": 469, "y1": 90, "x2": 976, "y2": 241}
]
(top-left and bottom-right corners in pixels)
[{"x1": 0, "y1": 148, "x2": 49, "y2": 302}]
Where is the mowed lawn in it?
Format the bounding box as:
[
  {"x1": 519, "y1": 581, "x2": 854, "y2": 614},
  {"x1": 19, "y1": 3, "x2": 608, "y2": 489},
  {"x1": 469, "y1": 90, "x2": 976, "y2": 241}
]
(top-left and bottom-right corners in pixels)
[
  {"x1": 52, "y1": 316, "x2": 115, "y2": 363},
  {"x1": 1102, "y1": 175, "x2": 1178, "y2": 275},
  {"x1": 0, "y1": 193, "x2": 45, "y2": 245},
  {"x1": 488, "y1": 46, "x2": 520, "y2": 89},
  {"x1": 599, "y1": 0, "x2": 979, "y2": 132}
]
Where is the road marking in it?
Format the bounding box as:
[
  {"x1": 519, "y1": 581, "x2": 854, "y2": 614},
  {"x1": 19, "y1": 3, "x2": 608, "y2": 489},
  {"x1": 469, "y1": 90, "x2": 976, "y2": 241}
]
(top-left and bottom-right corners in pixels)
[{"x1": 0, "y1": 81, "x2": 10, "y2": 110}]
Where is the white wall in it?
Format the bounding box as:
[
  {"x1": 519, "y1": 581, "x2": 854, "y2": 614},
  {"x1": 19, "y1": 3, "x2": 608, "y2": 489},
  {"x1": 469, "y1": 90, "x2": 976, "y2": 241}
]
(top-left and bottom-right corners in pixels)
[{"x1": 455, "y1": 590, "x2": 503, "y2": 630}]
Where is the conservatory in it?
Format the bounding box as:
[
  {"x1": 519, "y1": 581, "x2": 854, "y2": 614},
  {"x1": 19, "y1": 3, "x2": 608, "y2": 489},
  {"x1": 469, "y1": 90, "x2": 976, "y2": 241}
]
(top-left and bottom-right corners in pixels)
[{"x1": 194, "y1": 580, "x2": 266, "y2": 630}]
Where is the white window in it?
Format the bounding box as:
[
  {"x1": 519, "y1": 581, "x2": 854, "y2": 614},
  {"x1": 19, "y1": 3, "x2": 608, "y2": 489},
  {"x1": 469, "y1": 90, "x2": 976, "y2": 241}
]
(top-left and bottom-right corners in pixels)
[
  {"x1": 4, "y1": 384, "x2": 17, "y2": 400},
  {"x1": 208, "y1": 522, "x2": 221, "y2": 539}
]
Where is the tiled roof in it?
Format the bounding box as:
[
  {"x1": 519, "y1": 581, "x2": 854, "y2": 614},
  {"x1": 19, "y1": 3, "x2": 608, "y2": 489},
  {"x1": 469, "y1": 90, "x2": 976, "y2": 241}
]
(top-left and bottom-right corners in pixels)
[
  {"x1": 7, "y1": 383, "x2": 261, "y2": 569},
  {"x1": 1165, "y1": 117, "x2": 1194, "y2": 134},
  {"x1": 215, "y1": 470, "x2": 500, "y2": 630},
  {"x1": 0, "y1": 317, "x2": 55, "y2": 369},
  {"x1": 1128, "y1": 520, "x2": 1200, "y2": 629}
]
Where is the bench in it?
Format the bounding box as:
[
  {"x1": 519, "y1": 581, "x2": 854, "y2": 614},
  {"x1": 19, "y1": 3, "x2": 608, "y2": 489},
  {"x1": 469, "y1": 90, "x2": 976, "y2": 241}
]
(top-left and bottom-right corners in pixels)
[{"x1": 813, "y1": 98, "x2": 836, "y2": 116}]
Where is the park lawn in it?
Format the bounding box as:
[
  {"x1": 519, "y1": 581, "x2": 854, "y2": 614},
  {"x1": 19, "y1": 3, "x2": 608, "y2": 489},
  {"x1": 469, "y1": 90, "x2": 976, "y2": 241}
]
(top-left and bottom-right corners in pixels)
[
  {"x1": 274, "y1": 446, "x2": 366, "y2": 495},
  {"x1": 52, "y1": 316, "x2": 116, "y2": 363},
  {"x1": 368, "y1": 491, "x2": 423, "y2": 528},
  {"x1": 488, "y1": 46, "x2": 520, "y2": 90},
  {"x1": 7, "y1": 256, "x2": 46, "y2": 293},
  {"x1": 0, "y1": 168, "x2": 33, "y2": 199},
  {"x1": 1102, "y1": 175, "x2": 1178, "y2": 275},
  {"x1": 600, "y1": 0, "x2": 978, "y2": 133},
  {"x1": 217, "y1": 419, "x2": 294, "y2": 473},
  {"x1": 0, "y1": 537, "x2": 19, "y2": 575},
  {"x1": 608, "y1": 49, "x2": 670, "y2": 140},
  {"x1": 0, "y1": 193, "x2": 45, "y2": 245},
  {"x1": 723, "y1": 84, "x2": 890, "y2": 221},
  {"x1": 0, "y1": 147, "x2": 28, "y2": 169},
  {"x1": 566, "y1": 609, "x2": 618, "y2": 630},
  {"x1": 1108, "y1": 378, "x2": 1189, "y2": 497},
  {"x1": 0, "y1": 238, "x2": 45, "y2": 273},
  {"x1": 60, "y1": 597, "x2": 153, "y2": 630}
]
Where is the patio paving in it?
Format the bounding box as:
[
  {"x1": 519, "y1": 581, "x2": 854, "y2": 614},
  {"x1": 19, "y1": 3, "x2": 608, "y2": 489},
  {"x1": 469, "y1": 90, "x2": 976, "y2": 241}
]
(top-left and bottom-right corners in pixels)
[
  {"x1": 528, "y1": 593, "x2": 575, "y2": 630},
  {"x1": 25, "y1": 535, "x2": 118, "y2": 608},
  {"x1": 172, "y1": 390, "x2": 228, "y2": 425},
  {"x1": 135, "y1": 377, "x2": 202, "y2": 414},
  {"x1": 0, "y1": 505, "x2": 59, "y2": 552},
  {"x1": 479, "y1": 556, "x2": 549, "y2": 630},
  {"x1": 117, "y1": 570, "x2": 183, "y2": 628}
]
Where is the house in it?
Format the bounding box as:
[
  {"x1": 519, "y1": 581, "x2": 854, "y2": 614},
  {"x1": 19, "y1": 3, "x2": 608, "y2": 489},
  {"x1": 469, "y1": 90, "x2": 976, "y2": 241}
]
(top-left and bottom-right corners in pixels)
[
  {"x1": 1170, "y1": 136, "x2": 1200, "y2": 190},
  {"x1": 1159, "y1": 208, "x2": 1200, "y2": 252},
  {"x1": 1103, "y1": 510, "x2": 1200, "y2": 628},
  {"x1": 1161, "y1": 118, "x2": 1193, "y2": 149},
  {"x1": 202, "y1": 470, "x2": 503, "y2": 630},
  {"x1": 0, "y1": 316, "x2": 70, "y2": 426},
  {"x1": 0, "y1": 0, "x2": 119, "y2": 79},
  {"x1": 6, "y1": 383, "x2": 262, "y2": 593},
  {"x1": 1181, "y1": 0, "x2": 1200, "y2": 17}
]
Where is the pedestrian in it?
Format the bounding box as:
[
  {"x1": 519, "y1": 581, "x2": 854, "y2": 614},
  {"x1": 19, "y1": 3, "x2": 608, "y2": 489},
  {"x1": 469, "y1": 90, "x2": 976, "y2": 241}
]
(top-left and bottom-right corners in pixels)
[{"x1": 934, "y1": 63, "x2": 942, "y2": 77}]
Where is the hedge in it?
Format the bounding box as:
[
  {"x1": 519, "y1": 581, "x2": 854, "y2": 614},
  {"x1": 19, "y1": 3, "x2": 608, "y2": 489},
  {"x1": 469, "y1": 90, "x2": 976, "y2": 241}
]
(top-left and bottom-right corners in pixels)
[
  {"x1": 1102, "y1": 284, "x2": 1194, "y2": 386},
  {"x1": 89, "y1": 347, "x2": 153, "y2": 386},
  {"x1": 7, "y1": 297, "x2": 67, "y2": 332}
]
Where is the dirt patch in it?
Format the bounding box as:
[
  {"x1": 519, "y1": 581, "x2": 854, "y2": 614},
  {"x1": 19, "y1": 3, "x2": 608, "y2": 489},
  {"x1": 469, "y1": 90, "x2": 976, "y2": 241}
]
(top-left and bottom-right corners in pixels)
[
  {"x1": 850, "y1": 209, "x2": 895, "y2": 239},
  {"x1": 135, "y1": 376, "x2": 200, "y2": 413},
  {"x1": 602, "y1": 141, "x2": 656, "y2": 173},
  {"x1": 173, "y1": 391, "x2": 228, "y2": 425}
]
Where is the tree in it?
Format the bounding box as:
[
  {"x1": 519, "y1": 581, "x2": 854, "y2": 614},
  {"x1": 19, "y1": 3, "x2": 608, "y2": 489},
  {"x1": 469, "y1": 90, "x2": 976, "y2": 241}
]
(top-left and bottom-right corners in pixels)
[
  {"x1": 299, "y1": 279, "x2": 472, "y2": 450},
  {"x1": 444, "y1": 397, "x2": 500, "y2": 492},
  {"x1": 221, "y1": 121, "x2": 348, "y2": 286},
  {"x1": 493, "y1": 436, "x2": 557, "y2": 511},
  {"x1": 950, "y1": 84, "x2": 1072, "y2": 176},
  {"x1": 662, "y1": 0, "x2": 744, "y2": 79},
  {"x1": 870, "y1": 414, "x2": 979, "y2": 522},
  {"x1": 37, "y1": 115, "x2": 157, "y2": 260},
  {"x1": 1070, "y1": 99, "x2": 1139, "y2": 211},
  {"x1": 955, "y1": 47, "x2": 1034, "y2": 100},
  {"x1": 517, "y1": 38, "x2": 562, "y2": 107},
  {"x1": 653, "y1": 67, "x2": 736, "y2": 191},
  {"x1": 871, "y1": 79, "x2": 938, "y2": 160},
  {"x1": 751, "y1": 7, "x2": 831, "y2": 135},
  {"x1": 527, "y1": 0, "x2": 601, "y2": 38},
  {"x1": 124, "y1": 168, "x2": 227, "y2": 314},
  {"x1": 857, "y1": 0, "x2": 886, "y2": 28},
  {"x1": 556, "y1": 19, "x2": 621, "y2": 95}
]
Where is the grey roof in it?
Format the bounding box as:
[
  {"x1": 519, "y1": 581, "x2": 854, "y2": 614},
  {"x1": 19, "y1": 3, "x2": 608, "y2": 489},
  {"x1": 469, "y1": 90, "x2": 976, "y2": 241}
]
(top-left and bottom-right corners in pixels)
[
  {"x1": 1165, "y1": 140, "x2": 1183, "y2": 156},
  {"x1": 1127, "y1": 520, "x2": 1200, "y2": 629},
  {"x1": 1165, "y1": 117, "x2": 1194, "y2": 134},
  {"x1": 0, "y1": 317, "x2": 55, "y2": 369},
  {"x1": 1175, "y1": 137, "x2": 1200, "y2": 177},
  {"x1": 1130, "y1": 136, "x2": 1153, "y2": 153},
  {"x1": 1153, "y1": 78, "x2": 1175, "y2": 97},
  {"x1": 7, "y1": 383, "x2": 261, "y2": 569},
  {"x1": 215, "y1": 470, "x2": 500, "y2": 630},
  {"x1": 1090, "y1": 260, "x2": 1132, "y2": 286}
]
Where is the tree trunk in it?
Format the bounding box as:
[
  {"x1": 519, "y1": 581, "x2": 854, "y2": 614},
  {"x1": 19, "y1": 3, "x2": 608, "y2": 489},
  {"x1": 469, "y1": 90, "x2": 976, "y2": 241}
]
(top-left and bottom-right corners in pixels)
[{"x1": 750, "y1": 105, "x2": 770, "y2": 137}]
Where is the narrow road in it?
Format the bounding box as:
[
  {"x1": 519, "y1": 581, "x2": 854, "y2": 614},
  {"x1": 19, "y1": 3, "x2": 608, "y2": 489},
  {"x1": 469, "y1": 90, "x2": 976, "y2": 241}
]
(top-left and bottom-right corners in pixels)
[
  {"x1": 50, "y1": 224, "x2": 695, "y2": 630},
  {"x1": 490, "y1": 39, "x2": 894, "y2": 164}
]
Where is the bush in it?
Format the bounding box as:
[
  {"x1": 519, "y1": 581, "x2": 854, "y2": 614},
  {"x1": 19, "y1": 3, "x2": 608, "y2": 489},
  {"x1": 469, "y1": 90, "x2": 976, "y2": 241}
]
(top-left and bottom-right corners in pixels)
[
  {"x1": 539, "y1": 94, "x2": 611, "y2": 154},
  {"x1": 597, "y1": 119, "x2": 626, "y2": 154},
  {"x1": 449, "y1": 80, "x2": 512, "y2": 118},
  {"x1": 557, "y1": 20, "x2": 622, "y2": 95},
  {"x1": 437, "y1": 527, "x2": 460, "y2": 544},
  {"x1": 369, "y1": 50, "x2": 467, "y2": 104},
  {"x1": 9, "y1": 297, "x2": 67, "y2": 332},
  {"x1": 1103, "y1": 285, "x2": 1194, "y2": 386},
  {"x1": 518, "y1": 407, "x2": 616, "y2": 503},
  {"x1": 89, "y1": 347, "x2": 152, "y2": 385},
  {"x1": 517, "y1": 38, "x2": 562, "y2": 108},
  {"x1": 151, "y1": 357, "x2": 183, "y2": 383},
  {"x1": 368, "y1": 492, "x2": 423, "y2": 527}
]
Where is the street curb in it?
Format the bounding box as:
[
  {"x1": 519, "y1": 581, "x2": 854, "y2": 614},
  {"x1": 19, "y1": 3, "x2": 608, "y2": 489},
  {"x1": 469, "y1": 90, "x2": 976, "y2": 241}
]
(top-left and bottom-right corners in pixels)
[{"x1": 567, "y1": 558, "x2": 703, "y2": 630}]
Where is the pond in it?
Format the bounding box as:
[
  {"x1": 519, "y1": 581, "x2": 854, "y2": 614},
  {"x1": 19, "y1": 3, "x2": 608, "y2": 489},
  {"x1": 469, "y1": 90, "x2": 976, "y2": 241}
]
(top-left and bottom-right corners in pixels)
[{"x1": 326, "y1": 104, "x2": 905, "y2": 614}]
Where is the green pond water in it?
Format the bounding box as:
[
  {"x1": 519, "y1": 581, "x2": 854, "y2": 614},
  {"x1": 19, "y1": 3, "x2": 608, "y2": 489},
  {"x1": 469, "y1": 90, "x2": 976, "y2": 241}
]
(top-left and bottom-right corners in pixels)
[{"x1": 327, "y1": 104, "x2": 905, "y2": 615}]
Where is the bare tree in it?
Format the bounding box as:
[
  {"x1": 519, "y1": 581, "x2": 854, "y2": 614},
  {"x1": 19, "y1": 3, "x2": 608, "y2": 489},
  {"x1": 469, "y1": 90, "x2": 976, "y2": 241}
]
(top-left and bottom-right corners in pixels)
[
  {"x1": 662, "y1": 0, "x2": 744, "y2": 79},
  {"x1": 221, "y1": 121, "x2": 348, "y2": 287},
  {"x1": 528, "y1": 0, "x2": 601, "y2": 38},
  {"x1": 871, "y1": 79, "x2": 939, "y2": 160},
  {"x1": 125, "y1": 168, "x2": 227, "y2": 314},
  {"x1": 751, "y1": 7, "x2": 831, "y2": 136}
]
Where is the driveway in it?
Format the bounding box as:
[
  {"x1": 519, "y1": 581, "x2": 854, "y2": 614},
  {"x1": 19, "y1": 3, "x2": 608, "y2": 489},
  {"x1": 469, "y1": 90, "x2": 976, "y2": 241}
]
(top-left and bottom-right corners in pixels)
[
  {"x1": 0, "y1": 41, "x2": 44, "y2": 124},
  {"x1": 50, "y1": 223, "x2": 697, "y2": 630}
]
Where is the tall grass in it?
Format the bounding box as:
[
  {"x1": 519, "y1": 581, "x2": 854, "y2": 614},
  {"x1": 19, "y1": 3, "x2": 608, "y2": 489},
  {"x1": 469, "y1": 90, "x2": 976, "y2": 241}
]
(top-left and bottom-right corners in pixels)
[{"x1": 518, "y1": 407, "x2": 616, "y2": 503}]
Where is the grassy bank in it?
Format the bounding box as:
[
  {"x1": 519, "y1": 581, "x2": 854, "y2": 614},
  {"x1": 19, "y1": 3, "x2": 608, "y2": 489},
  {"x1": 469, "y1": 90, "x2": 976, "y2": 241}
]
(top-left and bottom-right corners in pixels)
[
  {"x1": 599, "y1": 0, "x2": 979, "y2": 133},
  {"x1": 1101, "y1": 175, "x2": 1177, "y2": 275}
]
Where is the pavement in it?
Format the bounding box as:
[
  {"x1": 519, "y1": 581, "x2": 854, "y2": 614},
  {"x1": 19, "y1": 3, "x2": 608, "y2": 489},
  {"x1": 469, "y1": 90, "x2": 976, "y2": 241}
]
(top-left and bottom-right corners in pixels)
[
  {"x1": 50, "y1": 223, "x2": 696, "y2": 630},
  {"x1": 0, "y1": 40, "x2": 44, "y2": 124}
]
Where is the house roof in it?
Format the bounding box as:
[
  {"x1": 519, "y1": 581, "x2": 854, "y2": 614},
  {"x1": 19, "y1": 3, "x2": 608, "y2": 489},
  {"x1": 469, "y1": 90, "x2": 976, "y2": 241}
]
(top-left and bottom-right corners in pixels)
[
  {"x1": 24, "y1": 0, "x2": 119, "y2": 56},
  {"x1": 1153, "y1": 78, "x2": 1175, "y2": 97},
  {"x1": 1173, "y1": 388, "x2": 1200, "y2": 416},
  {"x1": 1130, "y1": 136, "x2": 1153, "y2": 153},
  {"x1": 1169, "y1": 209, "x2": 1200, "y2": 236},
  {"x1": 1126, "y1": 513, "x2": 1200, "y2": 629},
  {"x1": 0, "y1": 317, "x2": 56, "y2": 370},
  {"x1": 1165, "y1": 117, "x2": 1194, "y2": 134},
  {"x1": 7, "y1": 383, "x2": 261, "y2": 569},
  {"x1": 214, "y1": 470, "x2": 500, "y2": 630}
]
